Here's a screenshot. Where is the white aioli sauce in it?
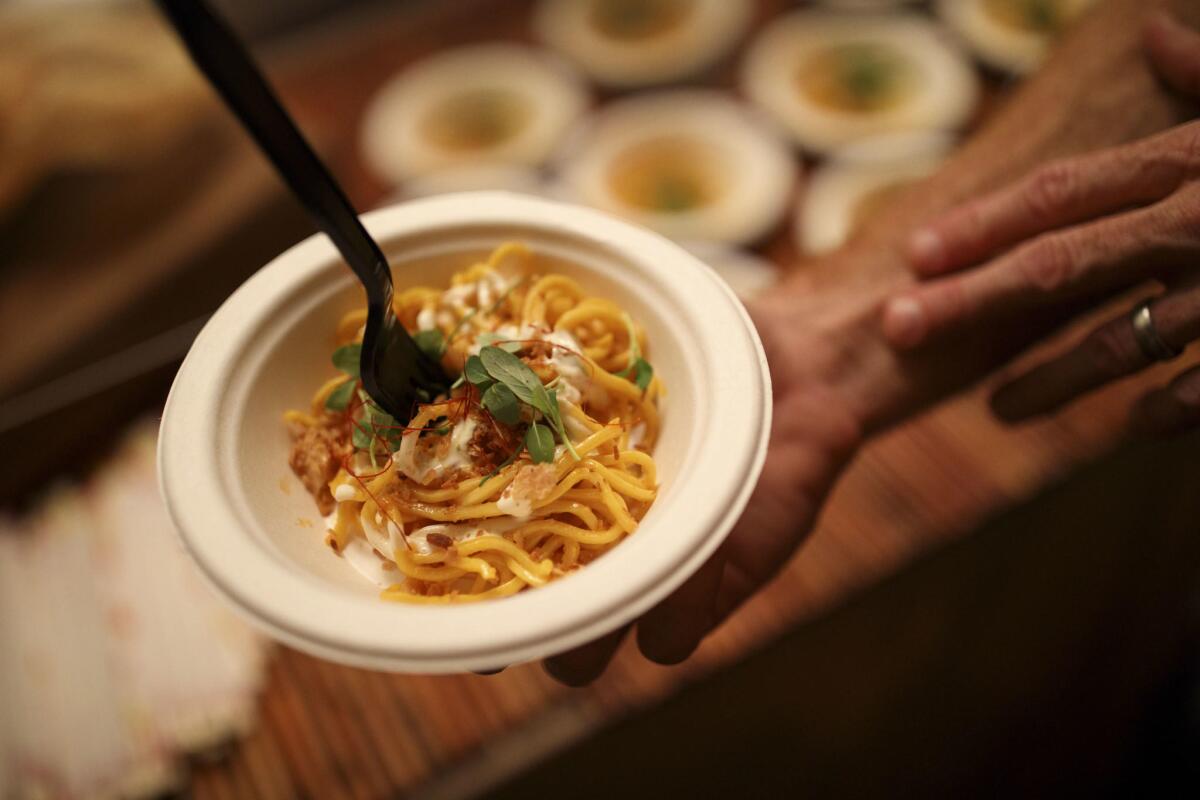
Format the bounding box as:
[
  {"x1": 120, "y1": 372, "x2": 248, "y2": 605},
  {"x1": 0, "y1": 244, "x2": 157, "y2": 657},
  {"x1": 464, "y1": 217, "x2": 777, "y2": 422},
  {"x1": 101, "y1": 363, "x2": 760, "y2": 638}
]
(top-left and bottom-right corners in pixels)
[
  {"x1": 341, "y1": 538, "x2": 394, "y2": 588},
  {"x1": 496, "y1": 462, "x2": 558, "y2": 519},
  {"x1": 406, "y1": 518, "x2": 523, "y2": 556},
  {"x1": 544, "y1": 328, "x2": 588, "y2": 406},
  {"x1": 393, "y1": 414, "x2": 478, "y2": 485},
  {"x1": 496, "y1": 491, "x2": 533, "y2": 519},
  {"x1": 628, "y1": 421, "x2": 647, "y2": 450}
]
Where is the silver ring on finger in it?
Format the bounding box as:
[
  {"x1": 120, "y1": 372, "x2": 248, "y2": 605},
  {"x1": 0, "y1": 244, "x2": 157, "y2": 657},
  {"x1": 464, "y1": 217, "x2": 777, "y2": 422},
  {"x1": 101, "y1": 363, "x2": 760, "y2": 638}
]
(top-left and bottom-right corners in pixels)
[{"x1": 1130, "y1": 299, "x2": 1183, "y2": 363}]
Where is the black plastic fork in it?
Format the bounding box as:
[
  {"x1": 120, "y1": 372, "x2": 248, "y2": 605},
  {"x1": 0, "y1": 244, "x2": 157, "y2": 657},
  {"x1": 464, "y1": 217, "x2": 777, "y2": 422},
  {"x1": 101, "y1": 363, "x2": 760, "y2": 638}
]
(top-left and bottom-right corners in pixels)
[{"x1": 156, "y1": 0, "x2": 448, "y2": 422}]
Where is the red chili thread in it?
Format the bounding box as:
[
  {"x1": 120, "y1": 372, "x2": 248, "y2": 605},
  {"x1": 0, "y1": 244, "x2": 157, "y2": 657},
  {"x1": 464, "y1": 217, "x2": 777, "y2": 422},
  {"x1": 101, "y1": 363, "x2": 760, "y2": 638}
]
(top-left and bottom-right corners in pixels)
[{"x1": 340, "y1": 452, "x2": 410, "y2": 550}]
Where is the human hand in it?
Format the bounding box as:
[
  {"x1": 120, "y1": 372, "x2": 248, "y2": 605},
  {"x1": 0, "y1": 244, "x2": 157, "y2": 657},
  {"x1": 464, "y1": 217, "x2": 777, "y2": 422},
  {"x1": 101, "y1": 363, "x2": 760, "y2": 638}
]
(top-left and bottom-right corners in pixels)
[
  {"x1": 540, "y1": 8, "x2": 1200, "y2": 687},
  {"x1": 882, "y1": 12, "x2": 1200, "y2": 436},
  {"x1": 542, "y1": 293, "x2": 863, "y2": 685}
]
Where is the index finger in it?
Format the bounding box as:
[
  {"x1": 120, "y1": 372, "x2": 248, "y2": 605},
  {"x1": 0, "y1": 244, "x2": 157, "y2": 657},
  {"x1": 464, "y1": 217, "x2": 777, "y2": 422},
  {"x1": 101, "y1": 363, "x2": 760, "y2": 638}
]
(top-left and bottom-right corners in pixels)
[
  {"x1": 908, "y1": 124, "x2": 1199, "y2": 275},
  {"x1": 543, "y1": 625, "x2": 630, "y2": 687}
]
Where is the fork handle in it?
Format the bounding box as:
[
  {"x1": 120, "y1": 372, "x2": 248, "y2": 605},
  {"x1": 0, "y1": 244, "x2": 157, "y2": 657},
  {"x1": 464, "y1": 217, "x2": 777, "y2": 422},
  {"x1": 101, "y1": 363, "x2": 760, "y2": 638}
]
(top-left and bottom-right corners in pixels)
[{"x1": 156, "y1": 0, "x2": 393, "y2": 311}]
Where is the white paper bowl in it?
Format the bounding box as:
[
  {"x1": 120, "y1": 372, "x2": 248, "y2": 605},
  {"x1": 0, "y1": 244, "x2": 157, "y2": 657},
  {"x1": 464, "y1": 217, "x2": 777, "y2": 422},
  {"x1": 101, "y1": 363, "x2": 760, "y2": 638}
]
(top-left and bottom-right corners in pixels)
[{"x1": 158, "y1": 192, "x2": 771, "y2": 673}]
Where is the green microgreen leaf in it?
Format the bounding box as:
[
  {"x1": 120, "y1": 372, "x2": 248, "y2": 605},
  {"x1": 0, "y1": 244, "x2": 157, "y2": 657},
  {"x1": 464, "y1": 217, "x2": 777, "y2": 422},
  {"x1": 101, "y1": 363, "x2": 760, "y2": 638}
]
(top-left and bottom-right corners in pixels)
[
  {"x1": 479, "y1": 345, "x2": 554, "y2": 417},
  {"x1": 324, "y1": 379, "x2": 356, "y2": 411},
  {"x1": 412, "y1": 329, "x2": 445, "y2": 362},
  {"x1": 464, "y1": 354, "x2": 492, "y2": 387},
  {"x1": 354, "y1": 400, "x2": 403, "y2": 459},
  {"x1": 614, "y1": 313, "x2": 642, "y2": 378},
  {"x1": 444, "y1": 307, "x2": 479, "y2": 348},
  {"x1": 525, "y1": 422, "x2": 556, "y2": 464},
  {"x1": 482, "y1": 382, "x2": 521, "y2": 426},
  {"x1": 363, "y1": 400, "x2": 392, "y2": 426},
  {"x1": 631, "y1": 357, "x2": 654, "y2": 392},
  {"x1": 352, "y1": 419, "x2": 374, "y2": 450},
  {"x1": 1029, "y1": 0, "x2": 1061, "y2": 32},
  {"x1": 545, "y1": 388, "x2": 581, "y2": 461},
  {"x1": 611, "y1": 314, "x2": 653, "y2": 393},
  {"x1": 654, "y1": 177, "x2": 700, "y2": 212},
  {"x1": 332, "y1": 343, "x2": 362, "y2": 378},
  {"x1": 476, "y1": 332, "x2": 522, "y2": 353}
]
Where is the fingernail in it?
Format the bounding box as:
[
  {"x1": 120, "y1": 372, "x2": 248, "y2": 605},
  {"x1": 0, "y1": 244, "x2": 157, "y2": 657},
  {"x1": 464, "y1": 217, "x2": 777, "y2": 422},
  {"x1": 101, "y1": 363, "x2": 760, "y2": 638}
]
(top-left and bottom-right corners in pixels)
[
  {"x1": 882, "y1": 297, "x2": 926, "y2": 348},
  {"x1": 908, "y1": 228, "x2": 945, "y2": 271}
]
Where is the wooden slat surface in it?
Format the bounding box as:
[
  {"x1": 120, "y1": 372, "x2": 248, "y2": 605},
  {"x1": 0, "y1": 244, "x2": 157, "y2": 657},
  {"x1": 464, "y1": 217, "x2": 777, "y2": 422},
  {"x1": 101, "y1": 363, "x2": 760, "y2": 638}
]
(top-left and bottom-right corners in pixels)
[{"x1": 487, "y1": 425, "x2": 1200, "y2": 797}]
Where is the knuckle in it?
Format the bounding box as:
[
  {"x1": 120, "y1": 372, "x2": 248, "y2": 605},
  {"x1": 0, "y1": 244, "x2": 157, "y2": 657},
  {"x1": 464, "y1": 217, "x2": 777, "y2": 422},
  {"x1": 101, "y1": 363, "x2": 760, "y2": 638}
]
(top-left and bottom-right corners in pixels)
[
  {"x1": 949, "y1": 201, "x2": 985, "y2": 243},
  {"x1": 1181, "y1": 180, "x2": 1200, "y2": 211},
  {"x1": 1180, "y1": 121, "x2": 1200, "y2": 171},
  {"x1": 1142, "y1": 190, "x2": 1200, "y2": 248},
  {"x1": 824, "y1": 402, "x2": 863, "y2": 462},
  {"x1": 1024, "y1": 161, "x2": 1077, "y2": 217},
  {"x1": 1153, "y1": 122, "x2": 1200, "y2": 184},
  {"x1": 930, "y1": 277, "x2": 974, "y2": 324},
  {"x1": 1160, "y1": 197, "x2": 1200, "y2": 240},
  {"x1": 1082, "y1": 323, "x2": 1137, "y2": 378},
  {"x1": 1017, "y1": 235, "x2": 1076, "y2": 292}
]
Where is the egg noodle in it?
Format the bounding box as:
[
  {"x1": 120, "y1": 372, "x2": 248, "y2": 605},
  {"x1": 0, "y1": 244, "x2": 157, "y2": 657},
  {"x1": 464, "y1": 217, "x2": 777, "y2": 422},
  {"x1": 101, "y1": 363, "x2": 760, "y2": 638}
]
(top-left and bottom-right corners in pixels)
[{"x1": 285, "y1": 242, "x2": 661, "y2": 604}]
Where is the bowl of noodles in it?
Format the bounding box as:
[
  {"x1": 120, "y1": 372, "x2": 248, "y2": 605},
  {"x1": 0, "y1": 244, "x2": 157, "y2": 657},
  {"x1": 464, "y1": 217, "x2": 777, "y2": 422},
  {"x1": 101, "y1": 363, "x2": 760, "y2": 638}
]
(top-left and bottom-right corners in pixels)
[{"x1": 159, "y1": 191, "x2": 770, "y2": 672}]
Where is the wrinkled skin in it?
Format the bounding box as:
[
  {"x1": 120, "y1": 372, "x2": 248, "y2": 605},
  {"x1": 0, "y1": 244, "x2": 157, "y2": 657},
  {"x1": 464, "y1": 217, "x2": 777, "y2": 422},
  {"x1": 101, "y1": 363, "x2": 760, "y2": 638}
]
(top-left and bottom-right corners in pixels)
[
  {"x1": 543, "y1": 10, "x2": 1200, "y2": 686},
  {"x1": 883, "y1": 17, "x2": 1200, "y2": 437}
]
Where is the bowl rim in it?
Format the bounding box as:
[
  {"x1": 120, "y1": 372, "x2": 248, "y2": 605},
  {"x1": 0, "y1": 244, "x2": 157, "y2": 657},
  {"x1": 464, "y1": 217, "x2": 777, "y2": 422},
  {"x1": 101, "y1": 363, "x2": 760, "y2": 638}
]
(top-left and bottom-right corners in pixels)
[{"x1": 158, "y1": 191, "x2": 771, "y2": 672}]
